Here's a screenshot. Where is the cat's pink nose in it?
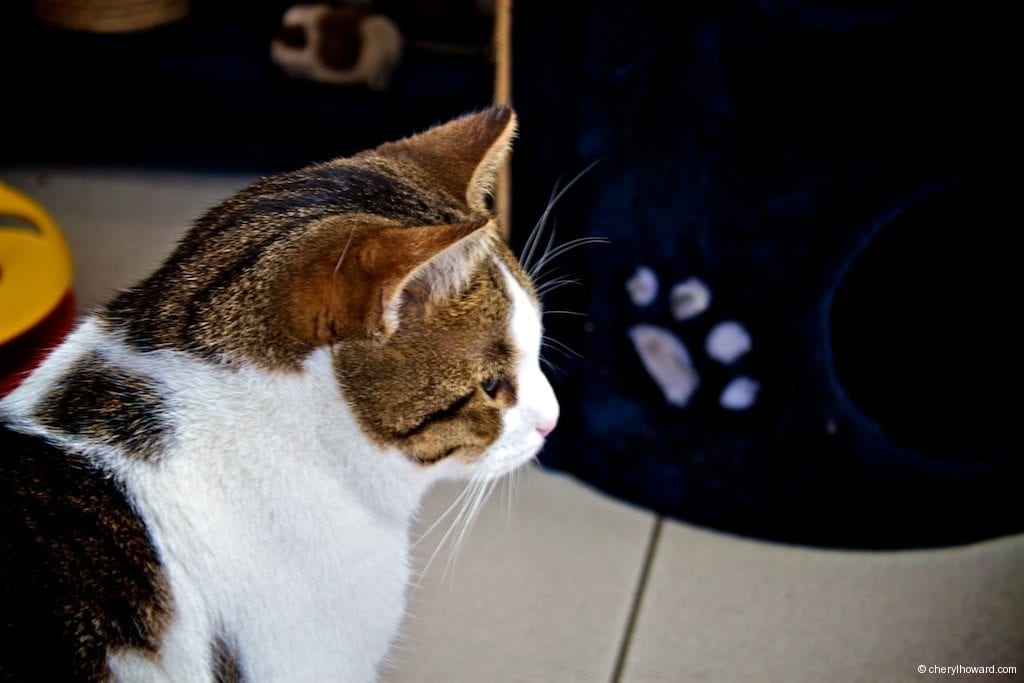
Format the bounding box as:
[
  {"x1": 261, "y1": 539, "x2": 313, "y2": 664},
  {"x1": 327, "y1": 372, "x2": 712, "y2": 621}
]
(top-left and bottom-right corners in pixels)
[{"x1": 537, "y1": 418, "x2": 557, "y2": 438}]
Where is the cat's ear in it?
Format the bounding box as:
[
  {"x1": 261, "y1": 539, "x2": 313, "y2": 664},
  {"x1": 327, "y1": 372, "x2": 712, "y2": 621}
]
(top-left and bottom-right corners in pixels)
[
  {"x1": 292, "y1": 219, "x2": 490, "y2": 345},
  {"x1": 382, "y1": 105, "x2": 516, "y2": 214},
  {"x1": 358, "y1": 219, "x2": 490, "y2": 339}
]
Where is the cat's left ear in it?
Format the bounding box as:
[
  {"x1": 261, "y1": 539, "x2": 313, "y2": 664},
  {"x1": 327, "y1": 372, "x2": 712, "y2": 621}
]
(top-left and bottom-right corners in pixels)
[
  {"x1": 381, "y1": 105, "x2": 516, "y2": 215},
  {"x1": 359, "y1": 219, "x2": 491, "y2": 340},
  {"x1": 291, "y1": 218, "x2": 491, "y2": 345}
]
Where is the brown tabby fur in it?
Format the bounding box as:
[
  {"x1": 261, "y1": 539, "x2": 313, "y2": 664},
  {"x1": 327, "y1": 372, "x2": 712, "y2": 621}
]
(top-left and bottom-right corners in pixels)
[{"x1": 0, "y1": 429, "x2": 171, "y2": 680}]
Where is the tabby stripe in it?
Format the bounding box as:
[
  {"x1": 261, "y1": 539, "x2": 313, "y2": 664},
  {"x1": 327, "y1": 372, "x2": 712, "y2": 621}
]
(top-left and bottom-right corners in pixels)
[
  {"x1": 164, "y1": 169, "x2": 444, "y2": 266},
  {"x1": 33, "y1": 353, "x2": 168, "y2": 462},
  {"x1": 395, "y1": 391, "x2": 475, "y2": 439},
  {"x1": 182, "y1": 231, "x2": 284, "y2": 344},
  {"x1": 211, "y1": 635, "x2": 244, "y2": 683}
]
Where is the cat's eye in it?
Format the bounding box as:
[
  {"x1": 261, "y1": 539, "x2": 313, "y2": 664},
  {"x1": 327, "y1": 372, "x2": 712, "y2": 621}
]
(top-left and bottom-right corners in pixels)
[{"x1": 481, "y1": 377, "x2": 509, "y2": 399}]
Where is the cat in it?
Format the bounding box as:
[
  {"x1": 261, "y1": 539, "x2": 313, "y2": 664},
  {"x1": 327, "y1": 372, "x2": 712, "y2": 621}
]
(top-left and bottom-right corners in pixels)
[{"x1": 0, "y1": 105, "x2": 559, "y2": 682}]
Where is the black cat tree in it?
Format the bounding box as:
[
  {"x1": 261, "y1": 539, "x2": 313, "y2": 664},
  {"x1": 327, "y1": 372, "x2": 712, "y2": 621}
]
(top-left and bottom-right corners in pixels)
[{"x1": 511, "y1": 1, "x2": 1021, "y2": 549}]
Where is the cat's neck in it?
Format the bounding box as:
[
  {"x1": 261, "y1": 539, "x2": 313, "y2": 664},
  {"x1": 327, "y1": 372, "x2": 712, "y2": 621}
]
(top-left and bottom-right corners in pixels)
[{"x1": 1, "y1": 315, "x2": 452, "y2": 527}]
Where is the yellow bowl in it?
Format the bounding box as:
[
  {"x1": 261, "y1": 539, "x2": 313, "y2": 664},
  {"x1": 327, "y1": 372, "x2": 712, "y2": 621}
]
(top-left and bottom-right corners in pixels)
[{"x1": 0, "y1": 181, "x2": 74, "y2": 344}]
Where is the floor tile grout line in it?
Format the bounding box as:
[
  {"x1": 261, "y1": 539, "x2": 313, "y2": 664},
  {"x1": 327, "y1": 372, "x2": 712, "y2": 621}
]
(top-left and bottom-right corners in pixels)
[{"x1": 610, "y1": 514, "x2": 664, "y2": 683}]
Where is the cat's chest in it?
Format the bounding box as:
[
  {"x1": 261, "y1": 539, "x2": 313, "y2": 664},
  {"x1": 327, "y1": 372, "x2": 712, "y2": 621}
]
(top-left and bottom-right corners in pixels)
[
  {"x1": 108, "y1": 351, "x2": 423, "y2": 681},
  {"x1": 114, "y1": 466, "x2": 410, "y2": 680}
]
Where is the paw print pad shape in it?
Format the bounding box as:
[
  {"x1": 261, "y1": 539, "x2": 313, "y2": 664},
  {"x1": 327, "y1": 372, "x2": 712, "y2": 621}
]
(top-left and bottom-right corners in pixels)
[{"x1": 625, "y1": 266, "x2": 759, "y2": 411}]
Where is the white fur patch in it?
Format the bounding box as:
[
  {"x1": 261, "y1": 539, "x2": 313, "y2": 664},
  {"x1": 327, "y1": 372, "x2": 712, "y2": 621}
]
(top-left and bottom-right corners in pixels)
[
  {"x1": 473, "y1": 262, "x2": 559, "y2": 479},
  {"x1": 112, "y1": 344, "x2": 441, "y2": 682}
]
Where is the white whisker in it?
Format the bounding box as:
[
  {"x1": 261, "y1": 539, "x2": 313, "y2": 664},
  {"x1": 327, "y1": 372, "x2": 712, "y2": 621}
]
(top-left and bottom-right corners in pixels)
[
  {"x1": 520, "y1": 160, "x2": 601, "y2": 274},
  {"x1": 542, "y1": 309, "x2": 588, "y2": 317},
  {"x1": 504, "y1": 471, "x2": 515, "y2": 526},
  {"x1": 438, "y1": 486, "x2": 484, "y2": 582},
  {"x1": 412, "y1": 480, "x2": 475, "y2": 551},
  {"x1": 332, "y1": 226, "x2": 356, "y2": 276},
  {"x1": 441, "y1": 476, "x2": 497, "y2": 582},
  {"x1": 539, "y1": 354, "x2": 568, "y2": 379},
  {"x1": 509, "y1": 467, "x2": 522, "y2": 508},
  {"x1": 520, "y1": 177, "x2": 564, "y2": 271},
  {"x1": 535, "y1": 278, "x2": 582, "y2": 298},
  {"x1": 543, "y1": 335, "x2": 583, "y2": 359},
  {"x1": 414, "y1": 473, "x2": 484, "y2": 588},
  {"x1": 530, "y1": 224, "x2": 561, "y2": 280},
  {"x1": 529, "y1": 236, "x2": 610, "y2": 280}
]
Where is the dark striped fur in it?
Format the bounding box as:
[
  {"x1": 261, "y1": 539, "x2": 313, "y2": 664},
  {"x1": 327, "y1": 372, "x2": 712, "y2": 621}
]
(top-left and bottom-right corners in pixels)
[
  {"x1": 32, "y1": 351, "x2": 169, "y2": 462},
  {"x1": 0, "y1": 425, "x2": 170, "y2": 682}
]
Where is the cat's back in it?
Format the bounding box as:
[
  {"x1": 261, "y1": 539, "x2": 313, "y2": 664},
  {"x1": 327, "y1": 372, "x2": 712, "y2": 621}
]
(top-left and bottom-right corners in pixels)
[{"x1": 0, "y1": 421, "x2": 169, "y2": 682}]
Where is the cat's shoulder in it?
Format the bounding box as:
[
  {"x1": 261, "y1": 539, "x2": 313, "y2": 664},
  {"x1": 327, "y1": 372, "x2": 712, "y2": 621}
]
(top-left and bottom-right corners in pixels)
[{"x1": 1, "y1": 315, "x2": 173, "y2": 464}]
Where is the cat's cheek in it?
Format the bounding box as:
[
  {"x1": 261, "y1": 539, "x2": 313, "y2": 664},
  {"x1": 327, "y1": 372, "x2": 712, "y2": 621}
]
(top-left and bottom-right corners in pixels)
[{"x1": 470, "y1": 366, "x2": 560, "y2": 478}]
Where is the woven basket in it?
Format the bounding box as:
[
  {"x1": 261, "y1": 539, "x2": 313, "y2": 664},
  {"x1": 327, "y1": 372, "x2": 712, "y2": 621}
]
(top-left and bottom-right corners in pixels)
[{"x1": 33, "y1": 0, "x2": 189, "y2": 32}]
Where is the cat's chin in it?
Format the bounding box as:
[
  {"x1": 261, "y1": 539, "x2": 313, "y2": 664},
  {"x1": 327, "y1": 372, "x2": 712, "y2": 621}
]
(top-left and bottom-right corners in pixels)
[{"x1": 472, "y1": 439, "x2": 545, "y2": 481}]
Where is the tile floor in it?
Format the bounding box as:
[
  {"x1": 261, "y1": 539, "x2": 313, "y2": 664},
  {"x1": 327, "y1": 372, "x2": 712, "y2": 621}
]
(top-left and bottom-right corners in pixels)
[{"x1": 3, "y1": 166, "x2": 1022, "y2": 683}]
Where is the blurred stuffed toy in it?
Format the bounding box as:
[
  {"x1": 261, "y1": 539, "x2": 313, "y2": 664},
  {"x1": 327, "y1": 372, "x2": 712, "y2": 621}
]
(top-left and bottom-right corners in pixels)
[
  {"x1": 271, "y1": 3, "x2": 403, "y2": 91},
  {"x1": 271, "y1": 1, "x2": 495, "y2": 91}
]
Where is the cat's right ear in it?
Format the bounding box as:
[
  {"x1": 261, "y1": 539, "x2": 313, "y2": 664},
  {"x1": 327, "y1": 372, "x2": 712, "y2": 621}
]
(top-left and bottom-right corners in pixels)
[{"x1": 376, "y1": 105, "x2": 517, "y2": 216}]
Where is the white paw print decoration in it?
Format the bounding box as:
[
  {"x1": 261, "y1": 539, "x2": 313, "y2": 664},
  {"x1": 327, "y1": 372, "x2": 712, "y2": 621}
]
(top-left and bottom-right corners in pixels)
[{"x1": 625, "y1": 266, "x2": 759, "y2": 411}]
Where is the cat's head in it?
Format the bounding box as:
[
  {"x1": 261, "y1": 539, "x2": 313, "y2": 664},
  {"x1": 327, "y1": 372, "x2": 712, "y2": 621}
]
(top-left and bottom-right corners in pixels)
[{"x1": 105, "y1": 106, "x2": 558, "y2": 476}]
